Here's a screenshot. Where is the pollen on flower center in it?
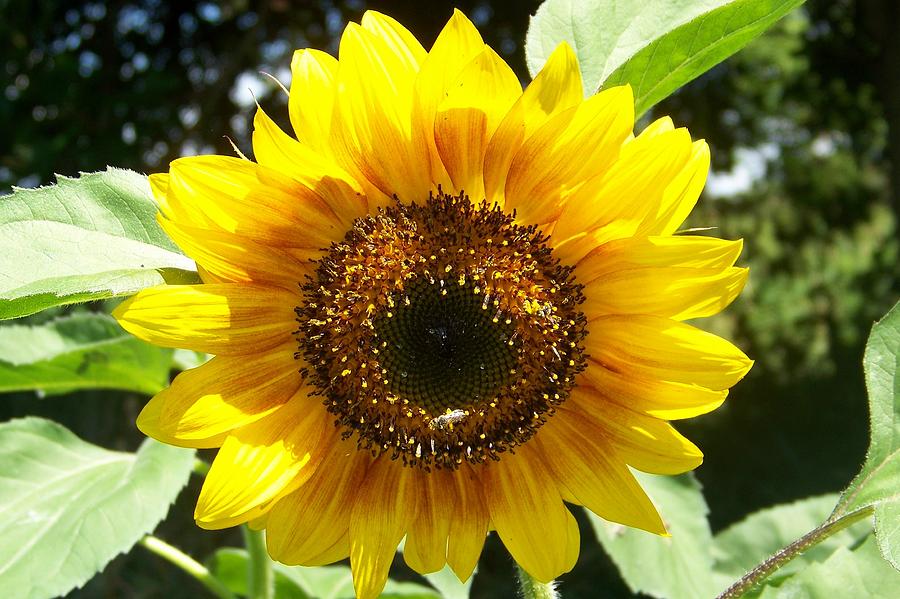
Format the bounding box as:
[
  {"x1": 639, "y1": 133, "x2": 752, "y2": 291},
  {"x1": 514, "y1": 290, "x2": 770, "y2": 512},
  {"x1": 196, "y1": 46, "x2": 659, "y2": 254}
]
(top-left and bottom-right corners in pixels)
[{"x1": 296, "y1": 191, "x2": 587, "y2": 469}]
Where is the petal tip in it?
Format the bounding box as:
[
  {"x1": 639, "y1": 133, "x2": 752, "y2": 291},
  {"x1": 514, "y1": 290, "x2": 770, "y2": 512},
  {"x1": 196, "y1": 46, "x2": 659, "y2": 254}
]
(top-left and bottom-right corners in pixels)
[
  {"x1": 110, "y1": 298, "x2": 130, "y2": 322},
  {"x1": 135, "y1": 397, "x2": 163, "y2": 438}
]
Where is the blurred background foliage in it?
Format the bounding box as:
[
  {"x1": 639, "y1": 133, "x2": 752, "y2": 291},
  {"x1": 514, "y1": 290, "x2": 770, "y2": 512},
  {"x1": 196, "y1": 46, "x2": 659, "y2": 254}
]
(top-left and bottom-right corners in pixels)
[{"x1": 1, "y1": 0, "x2": 898, "y2": 597}]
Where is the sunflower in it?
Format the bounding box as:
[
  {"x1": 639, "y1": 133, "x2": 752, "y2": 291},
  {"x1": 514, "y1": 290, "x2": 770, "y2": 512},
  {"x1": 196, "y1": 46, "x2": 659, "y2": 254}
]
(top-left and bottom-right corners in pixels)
[{"x1": 114, "y1": 9, "x2": 752, "y2": 598}]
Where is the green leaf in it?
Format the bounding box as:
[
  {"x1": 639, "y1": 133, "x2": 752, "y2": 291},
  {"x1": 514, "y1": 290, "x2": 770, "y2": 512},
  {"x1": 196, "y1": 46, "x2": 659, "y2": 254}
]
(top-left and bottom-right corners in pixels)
[
  {"x1": 421, "y1": 565, "x2": 473, "y2": 599},
  {"x1": 874, "y1": 501, "x2": 900, "y2": 572},
  {"x1": 172, "y1": 348, "x2": 212, "y2": 371},
  {"x1": 0, "y1": 313, "x2": 172, "y2": 396},
  {"x1": 711, "y1": 494, "x2": 872, "y2": 588},
  {"x1": 0, "y1": 418, "x2": 195, "y2": 599},
  {"x1": 833, "y1": 301, "x2": 900, "y2": 569},
  {"x1": 0, "y1": 168, "x2": 198, "y2": 320},
  {"x1": 755, "y1": 534, "x2": 900, "y2": 598},
  {"x1": 587, "y1": 472, "x2": 718, "y2": 599},
  {"x1": 604, "y1": 0, "x2": 805, "y2": 118},
  {"x1": 525, "y1": 0, "x2": 803, "y2": 112},
  {"x1": 208, "y1": 548, "x2": 441, "y2": 599}
]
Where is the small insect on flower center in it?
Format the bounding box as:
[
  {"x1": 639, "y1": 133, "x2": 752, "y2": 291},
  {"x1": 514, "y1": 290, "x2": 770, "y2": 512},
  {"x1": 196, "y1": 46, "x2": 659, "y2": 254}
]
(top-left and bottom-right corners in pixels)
[{"x1": 296, "y1": 192, "x2": 587, "y2": 470}]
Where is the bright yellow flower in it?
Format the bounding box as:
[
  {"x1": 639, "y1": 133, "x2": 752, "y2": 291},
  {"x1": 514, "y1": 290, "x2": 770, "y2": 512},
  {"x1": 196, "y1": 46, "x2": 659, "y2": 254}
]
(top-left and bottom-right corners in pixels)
[{"x1": 114, "y1": 10, "x2": 752, "y2": 598}]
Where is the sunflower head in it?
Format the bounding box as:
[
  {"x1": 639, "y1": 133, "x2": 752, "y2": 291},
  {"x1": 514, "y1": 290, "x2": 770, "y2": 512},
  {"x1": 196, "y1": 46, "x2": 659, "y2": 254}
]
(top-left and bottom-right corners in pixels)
[{"x1": 114, "y1": 9, "x2": 752, "y2": 599}]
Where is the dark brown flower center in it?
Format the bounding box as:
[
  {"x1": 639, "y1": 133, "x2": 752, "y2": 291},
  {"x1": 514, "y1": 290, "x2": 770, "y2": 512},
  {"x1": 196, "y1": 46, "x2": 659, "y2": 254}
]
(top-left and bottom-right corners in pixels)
[{"x1": 296, "y1": 191, "x2": 586, "y2": 470}]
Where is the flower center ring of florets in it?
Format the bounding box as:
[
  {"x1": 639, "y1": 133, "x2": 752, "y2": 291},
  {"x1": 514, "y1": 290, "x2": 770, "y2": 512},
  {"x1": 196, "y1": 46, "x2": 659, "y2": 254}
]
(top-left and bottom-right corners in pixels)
[{"x1": 296, "y1": 191, "x2": 587, "y2": 470}]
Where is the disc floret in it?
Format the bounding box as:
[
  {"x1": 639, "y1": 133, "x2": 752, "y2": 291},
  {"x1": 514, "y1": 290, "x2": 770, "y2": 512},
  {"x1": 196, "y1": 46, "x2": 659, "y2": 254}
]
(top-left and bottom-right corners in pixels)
[{"x1": 297, "y1": 192, "x2": 586, "y2": 469}]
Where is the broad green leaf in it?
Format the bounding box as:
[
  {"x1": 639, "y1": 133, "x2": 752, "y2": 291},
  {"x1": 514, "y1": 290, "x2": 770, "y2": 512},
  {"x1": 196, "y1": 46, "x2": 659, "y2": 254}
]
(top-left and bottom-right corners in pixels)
[
  {"x1": 874, "y1": 501, "x2": 900, "y2": 572},
  {"x1": 833, "y1": 300, "x2": 900, "y2": 569},
  {"x1": 604, "y1": 0, "x2": 805, "y2": 117},
  {"x1": 755, "y1": 534, "x2": 900, "y2": 598},
  {"x1": 0, "y1": 168, "x2": 197, "y2": 320},
  {"x1": 392, "y1": 539, "x2": 473, "y2": 598},
  {"x1": 421, "y1": 565, "x2": 473, "y2": 599},
  {"x1": 172, "y1": 348, "x2": 211, "y2": 371},
  {"x1": 527, "y1": 0, "x2": 723, "y2": 95},
  {"x1": 587, "y1": 472, "x2": 717, "y2": 599},
  {"x1": 208, "y1": 548, "x2": 441, "y2": 599},
  {"x1": 711, "y1": 494, "x2": 872, "y2": 589},
  {"x1": 0, "y1": 418, "x2": 195, "y2": 599},
  {"x1": 0, "y1": 313, "x2": 172, "y2": 396},
  {"x1": 525, "y1": 0, "x2": 803, "y2": 112}
]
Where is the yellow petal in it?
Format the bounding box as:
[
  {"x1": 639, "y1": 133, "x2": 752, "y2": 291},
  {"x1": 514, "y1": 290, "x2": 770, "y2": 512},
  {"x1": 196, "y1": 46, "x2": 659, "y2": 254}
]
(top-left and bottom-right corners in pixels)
[
  {"x1": 252, "y1": 106, "x2": 367, "y2": 223},
  {"x1": 350, "y1": 457, "x2": 418, "y2": 599},
  {"x1": 195, "y1": 394, "x2": 328, "y2": 529},
  {"x1": 159, "y1": 217, "x2": 314, "y2": 287},
  {"x1": 552, "y1": 128, "x2": 693, "y2": 255},
  {"x1": 113, "y1": 283, "x2": 298, "y2": 354},
  {"x1": 360, "y1": 11, "x2": 427, "y2": 68},
  {"x1": 536, "y1": 409, "x2": 667, "y2": 534},
  {"x1": 331, "y1": 22, "x2": 431, "y2": 203},
  {"x1": 433, "y1": 46, "x2": 521, "y2": 199},
  {"x1": 148, "y1": 172, "x2": 169, "y2": 207},
  {"x1": 164, "y1": 156, "x2": 345, "y2": 248},
  {"x1": 579, "y1": 361, "x2": 727, "y2": 420},
  {"x1": 135, "y1": 386, "x2": 226, "y2": 449},
  {"x1": 289, "y1": 49, "x2": 338, "y2": 153},
  {"x1": 504, "y1": 86, "x2": 634, "y2": 226},
  {"x1": 585, "y1": 315, "x2": 754, "y2": 390},
  {"x1": 447, "y1": 465, "x2": 489, "y2": 582},
  {"x1": 581, "y1": 265, "x2": 749, "y2": 321},
  {"x1": 266, "y1": 434, "x2": 370, "y2": 566},
  {"x1": 197, "y1": 264, "x2": 227, "y2": 285},
  {"x1": 136, "y1": 343, "x2": 301, "y2": 447},
  {"x1": 404, "y1": 469, "x2": 455, "y2": 574},
  {"x1": 483, "y1": 444, "x2": 578, "y2": 582},
  {"x1": 161, "y1": 155, "x2": 255, "y2": 227},
  {"x1": 413, "y1": 9, "x2": 485, "y2": 189},
  {"x1": 633, "y1": 116, "x2": 675, "y2": 140},
  {"x1": 562, "y1": 509, "x2": 581, "y2": 575},
  {"x1": 562, "y1": 395, "x2": 704, "y2": 475},
  {"x1": 483, "y1": 42, "x2": 583, "y2": 206},
  {"x1": 575, "y1": 236, "x2": 744, "y2": 284},
  {"x1": 639, "y1": 140, "x2": 711, "y2": 236},
  {"x1": 247, "y1": 513, "x2": 268, "y2": 531}
]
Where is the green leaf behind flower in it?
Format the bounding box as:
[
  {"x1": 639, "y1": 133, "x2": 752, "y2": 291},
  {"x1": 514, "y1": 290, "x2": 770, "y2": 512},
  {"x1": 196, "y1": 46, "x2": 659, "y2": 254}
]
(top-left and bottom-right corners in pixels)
[
  {"x1": 588, "y1": 472, "x2": 719, "y2": 599},
  {"x1": 0, "y1": 418, "x2": 195, "y2": 599},
  {"x1": 833, "y1": 300, "x2": 900, "y2": 569},
  {"x1": 711, "y1": 494, "x2": 872, "y2": 590},
  {"x1": 755, "y1": 534, "x2": 900, "y2": 598},
  {"x1": 603, "y1": 0, "x2": 805, "y2": 118},
  {"x1": 0, "y1": 168, "x2": 198, "y2": 320},
  {"x1": 0, "y1": 313, "x2": 172, "y2": 396},
  {"x1": 208, "y1": 548, "x2": 442, "y2": 599},
  {"x1": 420, "y1": 565, "x2": 473, "y2": 599},
  {"x1": 172, "y1": 348, "x2": 212, "y2": 371},
  {"x1": 525, "y1": 0, "x2": 804, "y2": 115}
]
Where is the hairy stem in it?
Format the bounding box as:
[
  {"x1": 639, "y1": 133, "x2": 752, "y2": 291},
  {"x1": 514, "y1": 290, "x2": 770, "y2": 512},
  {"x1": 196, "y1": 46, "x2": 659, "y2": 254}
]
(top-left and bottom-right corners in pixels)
[
  {"x1": 717, "y1": 506, "x2": 875, "y2": 598},
  {"x1": 139, "y1": 536, "x2": 236, "y2": 599},
  {"x1": 242, "y1": 526, "x2": 274, "y2": 599},
  {"x1": 515, "y1": 563, "x2": 559, "y2": 599}
]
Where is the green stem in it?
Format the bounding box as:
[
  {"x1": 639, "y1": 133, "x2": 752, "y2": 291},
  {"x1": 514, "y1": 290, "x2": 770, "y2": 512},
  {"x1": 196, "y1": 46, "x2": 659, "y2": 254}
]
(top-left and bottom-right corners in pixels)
[
  {"x1": 515, "y1": 563, "x2": 559, "y2": 599},
  {"x1": 139, "y1": 536, "x2": 236, "y2": 599},
  {"x1": 242, "y1": 526, "x2": 274, "y2": 599},
  {"x1": 716, "y1": 506, "x2": 875, "y2": 599}
]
